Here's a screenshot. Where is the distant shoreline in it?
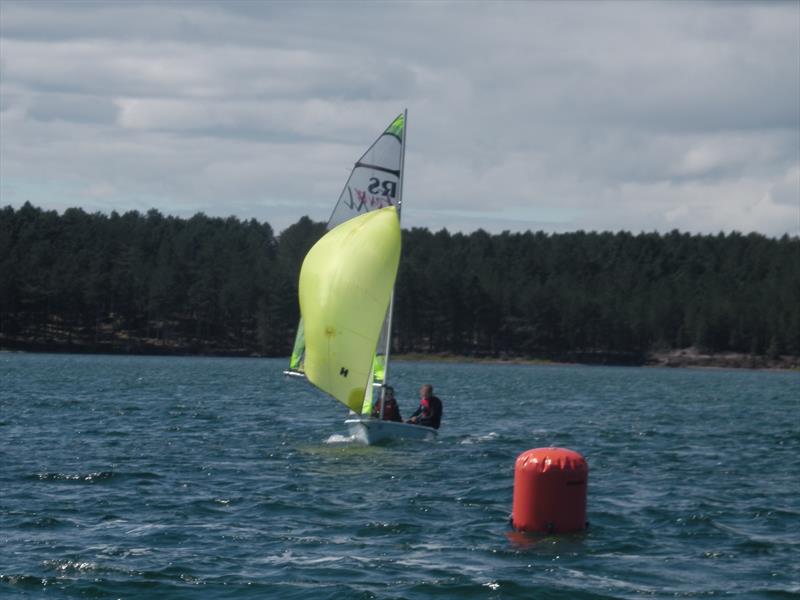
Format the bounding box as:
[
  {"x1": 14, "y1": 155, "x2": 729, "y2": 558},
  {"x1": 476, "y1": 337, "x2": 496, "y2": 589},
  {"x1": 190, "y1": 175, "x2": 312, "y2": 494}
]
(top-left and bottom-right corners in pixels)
[
  {"x1": 2, "y1": 336, "x2": 797, "y2": 371},
  {"x1": 391, "y1": 351, "x2": 800, "y2": 372}
]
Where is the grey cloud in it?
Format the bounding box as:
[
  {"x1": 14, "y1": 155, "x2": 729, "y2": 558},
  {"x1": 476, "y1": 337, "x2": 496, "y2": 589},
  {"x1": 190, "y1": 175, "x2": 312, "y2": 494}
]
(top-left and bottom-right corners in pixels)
[
  {"x1": 768, "y1": 168, "x2": 800, "y2": 208},
  {"x1": 0, "y1": 0, "x2": 797, "y2": 237},
  {"x1": 27, "y1": 93, "x2": 118, "y2": 124}
]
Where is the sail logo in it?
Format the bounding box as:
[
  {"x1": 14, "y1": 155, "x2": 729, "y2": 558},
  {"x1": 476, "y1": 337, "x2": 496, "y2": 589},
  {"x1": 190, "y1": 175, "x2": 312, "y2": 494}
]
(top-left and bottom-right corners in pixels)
[{"x1": 348, "y1": 186, "x2": 396, "y2": 212}]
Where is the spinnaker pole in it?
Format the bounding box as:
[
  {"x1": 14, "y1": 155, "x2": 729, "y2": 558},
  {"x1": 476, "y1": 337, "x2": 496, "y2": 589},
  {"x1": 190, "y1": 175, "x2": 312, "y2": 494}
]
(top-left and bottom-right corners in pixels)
[{"x1": 379, "y1": 109, "x2": 407, "y2": 420}]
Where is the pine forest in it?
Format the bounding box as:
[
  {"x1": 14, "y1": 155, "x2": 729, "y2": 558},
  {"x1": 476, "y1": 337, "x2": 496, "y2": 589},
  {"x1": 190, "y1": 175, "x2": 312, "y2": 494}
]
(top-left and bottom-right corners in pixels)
[{"x1": 1, "y1": 203, "x2": 798, "y2": 366}]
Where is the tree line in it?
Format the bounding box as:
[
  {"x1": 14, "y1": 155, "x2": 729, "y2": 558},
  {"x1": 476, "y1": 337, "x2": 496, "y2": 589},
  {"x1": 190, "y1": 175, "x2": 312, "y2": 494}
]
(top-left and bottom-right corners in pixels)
[{"x1": 1, "y1": 202, "x2": 798, "y2": 361}]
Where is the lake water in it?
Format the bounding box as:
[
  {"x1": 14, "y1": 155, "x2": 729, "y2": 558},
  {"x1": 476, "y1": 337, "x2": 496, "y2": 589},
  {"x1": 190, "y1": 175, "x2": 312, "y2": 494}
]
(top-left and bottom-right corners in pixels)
[{"x1": 1, "y1": 353, "x2": 798, "y2": 599}]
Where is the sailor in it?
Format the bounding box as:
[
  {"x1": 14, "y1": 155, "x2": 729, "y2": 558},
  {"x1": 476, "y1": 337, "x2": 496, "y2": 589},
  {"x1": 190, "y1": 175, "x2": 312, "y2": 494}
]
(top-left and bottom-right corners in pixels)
[
  {"x1": 406, "y1": 384, "x2": 442, "y2": 429},
  {"x1": 372, "y1": 386, "x2": 402, "y2": 422}
]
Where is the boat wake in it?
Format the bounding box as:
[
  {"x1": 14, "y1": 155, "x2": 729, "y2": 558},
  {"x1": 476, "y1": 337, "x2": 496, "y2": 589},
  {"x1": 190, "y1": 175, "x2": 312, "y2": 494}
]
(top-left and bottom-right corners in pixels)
[{"x1": 323, "y1": 433, "x2": 358, "y2": 444}]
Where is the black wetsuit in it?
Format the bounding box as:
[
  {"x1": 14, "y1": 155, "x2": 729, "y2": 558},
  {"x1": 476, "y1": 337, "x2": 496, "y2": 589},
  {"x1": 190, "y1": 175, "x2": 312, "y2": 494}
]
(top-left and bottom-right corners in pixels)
[{"x1": 409, "y1": 395, "x2": 443, "y2": 429}]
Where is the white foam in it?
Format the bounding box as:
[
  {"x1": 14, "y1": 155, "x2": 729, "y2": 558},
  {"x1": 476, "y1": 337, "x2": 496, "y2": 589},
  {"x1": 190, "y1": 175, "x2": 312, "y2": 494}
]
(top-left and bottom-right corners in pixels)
[
  {"x1": 460, "y1": 431, "x2": 499, "y2": 445},
  {"x1": 323, "y1": 433, "x2": 357, "y2": 444}
]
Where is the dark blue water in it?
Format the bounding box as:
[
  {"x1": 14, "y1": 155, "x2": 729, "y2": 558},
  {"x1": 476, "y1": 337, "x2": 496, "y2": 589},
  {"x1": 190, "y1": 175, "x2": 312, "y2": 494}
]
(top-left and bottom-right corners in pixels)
[{"x1": 1, "y1": 354, "x2": 798, "y2": 599}]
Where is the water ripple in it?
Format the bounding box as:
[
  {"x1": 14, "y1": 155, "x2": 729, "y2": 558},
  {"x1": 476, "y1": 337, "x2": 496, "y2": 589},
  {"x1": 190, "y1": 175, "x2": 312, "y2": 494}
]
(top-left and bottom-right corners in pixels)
[{"x1": 1, "y1": 355, "x2": 798, "y2": 599}]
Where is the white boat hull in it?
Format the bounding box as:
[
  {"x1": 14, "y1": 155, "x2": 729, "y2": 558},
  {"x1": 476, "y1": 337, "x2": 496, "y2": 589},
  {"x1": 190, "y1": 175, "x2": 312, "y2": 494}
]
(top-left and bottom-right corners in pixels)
[{"x1": 344, "y1": 418, "x2": 438, "y2": 444}]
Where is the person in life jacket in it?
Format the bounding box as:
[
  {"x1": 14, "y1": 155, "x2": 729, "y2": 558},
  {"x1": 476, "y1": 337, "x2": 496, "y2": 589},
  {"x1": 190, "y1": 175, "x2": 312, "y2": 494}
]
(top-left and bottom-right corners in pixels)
[
  {"x1": 406, "y1": 383, "x2": 442, "y2": 429},
  {"x1": 371, "y1": 386, "x2": 402, "y2": 422}
]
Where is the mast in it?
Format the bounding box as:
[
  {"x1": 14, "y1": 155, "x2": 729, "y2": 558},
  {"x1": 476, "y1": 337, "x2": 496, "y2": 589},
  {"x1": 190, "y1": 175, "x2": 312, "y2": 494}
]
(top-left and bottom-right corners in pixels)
[{"x1": 379, "y1": 109, "x2": 407, "y2": 419}]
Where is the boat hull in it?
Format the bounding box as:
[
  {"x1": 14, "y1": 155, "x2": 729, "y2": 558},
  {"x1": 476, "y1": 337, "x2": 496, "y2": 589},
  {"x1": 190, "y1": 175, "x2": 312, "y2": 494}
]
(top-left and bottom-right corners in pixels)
[{"x1": 344, "y1": 418, "x2": 438, "y2": 444}]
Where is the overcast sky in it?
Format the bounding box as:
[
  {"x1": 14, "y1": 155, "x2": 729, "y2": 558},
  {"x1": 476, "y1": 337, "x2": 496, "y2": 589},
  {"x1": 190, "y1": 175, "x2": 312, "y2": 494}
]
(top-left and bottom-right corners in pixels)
[{"x1": 1, "y1": 0, "x2": 798, "y2": 236}]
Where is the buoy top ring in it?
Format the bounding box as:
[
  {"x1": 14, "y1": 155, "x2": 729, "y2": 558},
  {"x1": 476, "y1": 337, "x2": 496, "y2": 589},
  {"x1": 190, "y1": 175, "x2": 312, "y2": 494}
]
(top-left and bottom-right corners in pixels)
[{"x1": 515, "y1": 447, "x2": 587, "y2": 474}]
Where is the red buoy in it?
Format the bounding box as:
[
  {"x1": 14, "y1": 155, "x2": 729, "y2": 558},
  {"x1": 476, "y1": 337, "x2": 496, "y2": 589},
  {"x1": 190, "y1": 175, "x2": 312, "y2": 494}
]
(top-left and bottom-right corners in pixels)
[{"x1": 511, "y1": 447, "x2": 588, "y2": 534}]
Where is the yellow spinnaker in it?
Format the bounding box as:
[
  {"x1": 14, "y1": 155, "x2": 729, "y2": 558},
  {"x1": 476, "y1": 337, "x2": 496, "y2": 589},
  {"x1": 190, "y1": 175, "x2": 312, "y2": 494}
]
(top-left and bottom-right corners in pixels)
[{"x1": 299, "y1": 206, "x2": 401, "y2": 412}]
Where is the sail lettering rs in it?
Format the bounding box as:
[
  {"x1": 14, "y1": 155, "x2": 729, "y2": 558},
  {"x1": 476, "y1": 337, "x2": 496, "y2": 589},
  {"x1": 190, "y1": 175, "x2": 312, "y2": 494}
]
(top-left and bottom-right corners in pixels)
[{"x1": 367, "y1": 177, "x2": 397, "y2": 199}]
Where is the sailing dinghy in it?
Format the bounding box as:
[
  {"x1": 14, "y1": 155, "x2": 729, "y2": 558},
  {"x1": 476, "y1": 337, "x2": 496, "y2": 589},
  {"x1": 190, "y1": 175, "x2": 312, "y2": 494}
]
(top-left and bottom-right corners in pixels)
[{"x1": 284, "y1": 112, "x2": 437, "y2": 444}]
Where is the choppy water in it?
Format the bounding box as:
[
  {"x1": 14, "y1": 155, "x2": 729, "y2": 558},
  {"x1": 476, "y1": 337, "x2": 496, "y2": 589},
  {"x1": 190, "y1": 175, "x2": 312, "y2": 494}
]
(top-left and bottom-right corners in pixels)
[{"x1": 1, "y1": 353, "x2": 798, "y2": 599}]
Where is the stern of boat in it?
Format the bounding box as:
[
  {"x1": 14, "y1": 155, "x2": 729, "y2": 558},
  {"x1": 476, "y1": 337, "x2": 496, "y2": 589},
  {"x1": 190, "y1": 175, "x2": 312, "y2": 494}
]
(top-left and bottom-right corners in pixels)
[{"x1": 344, "y1": 417, "x2": 438, "y2": 445}]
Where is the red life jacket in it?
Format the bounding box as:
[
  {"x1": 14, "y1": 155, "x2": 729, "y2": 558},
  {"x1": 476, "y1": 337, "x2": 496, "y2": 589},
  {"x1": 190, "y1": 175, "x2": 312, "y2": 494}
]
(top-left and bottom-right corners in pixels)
[
  {"x1": 383, "y1": 400, "x2": 400, "y2": 421},
  {"x1": 373, "y1": 398, "x2": 400, "y2": 421}
]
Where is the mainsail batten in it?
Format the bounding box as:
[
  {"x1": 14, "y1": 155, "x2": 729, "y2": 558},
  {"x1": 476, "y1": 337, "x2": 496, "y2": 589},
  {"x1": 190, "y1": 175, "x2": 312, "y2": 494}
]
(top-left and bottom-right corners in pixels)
[{"x1": 353, "y1": 163, "x2": 401, "y2": 177}]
